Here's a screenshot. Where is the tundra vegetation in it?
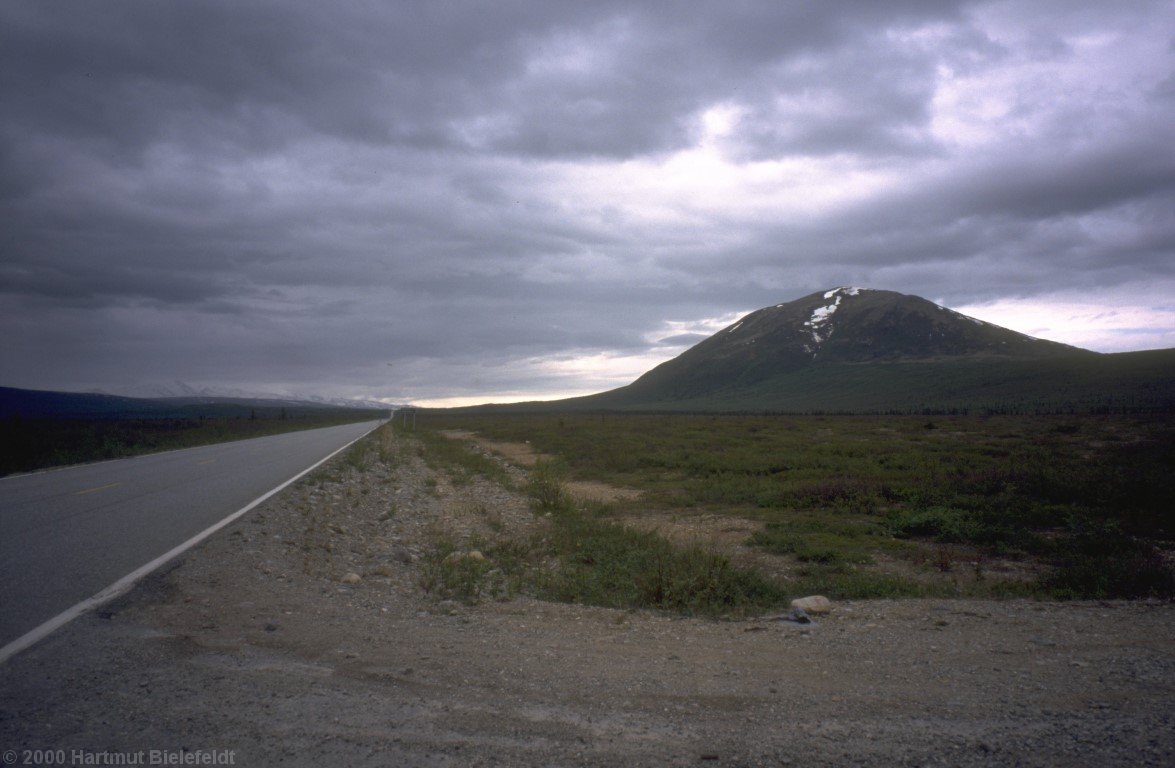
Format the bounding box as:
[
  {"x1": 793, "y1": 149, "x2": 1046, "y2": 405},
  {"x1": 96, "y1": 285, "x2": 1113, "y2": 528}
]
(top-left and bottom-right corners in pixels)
[{"x1": 410, "y1": 413, "x2": 1173, "y2": 613}]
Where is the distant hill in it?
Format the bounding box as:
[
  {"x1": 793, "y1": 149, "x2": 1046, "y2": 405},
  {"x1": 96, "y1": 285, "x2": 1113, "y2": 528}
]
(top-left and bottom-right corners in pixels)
[
  {"x1": 0, "y1": 386, "x2": 389, "y2": 420},
  {"x1": 0, "y1": 386, "x2": 391, "y2": 475},
  {"x1": 464, "y1": 288, "x2": 1175, "y2": 414}
]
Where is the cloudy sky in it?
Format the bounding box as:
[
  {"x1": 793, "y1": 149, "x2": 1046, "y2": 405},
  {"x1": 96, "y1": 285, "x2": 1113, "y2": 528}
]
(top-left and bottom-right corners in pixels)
[{"x1": 2, "y1": 1, "x2": 1173, "y2": 406}]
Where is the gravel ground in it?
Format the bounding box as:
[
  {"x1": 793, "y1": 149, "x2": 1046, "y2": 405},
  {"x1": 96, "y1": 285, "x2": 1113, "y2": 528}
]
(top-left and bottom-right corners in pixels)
[{"x1": 1, "y1": 428, "x2": 1172, "y2": 767}]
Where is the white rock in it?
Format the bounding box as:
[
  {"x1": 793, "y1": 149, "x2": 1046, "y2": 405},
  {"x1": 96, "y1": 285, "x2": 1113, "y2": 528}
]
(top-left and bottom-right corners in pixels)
[
  {"x1": 790, "y1": 595, "x2": 832, "y2": 615},
  {"x1": 340, "y1": 572, "x2": 362, "y2": 584}
]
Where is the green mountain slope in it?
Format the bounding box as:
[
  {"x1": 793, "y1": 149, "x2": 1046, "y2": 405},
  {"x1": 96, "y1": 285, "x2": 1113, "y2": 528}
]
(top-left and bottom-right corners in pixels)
[{"x1": 585, "y1": 351, "x2": 1175, "y2": 414}]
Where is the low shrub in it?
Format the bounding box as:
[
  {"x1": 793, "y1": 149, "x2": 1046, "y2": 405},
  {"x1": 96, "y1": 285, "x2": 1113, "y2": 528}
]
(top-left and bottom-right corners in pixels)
[
  {"x1": 1043, "y1": 529, "x2": 1175, "y2": 599},
  {"x1": 420, "y1": 537, "x2": 535, "y2": 604},
  {"x1": 526, "y1": 458, "x2": 784, "y2": 616},
  {"x1": 540, "y1": 514, "x2": 784, "y2": 616},
  {"x1": 886, "y1": 506, "x2": 975, "y2": 543},
  {"x1": 342, "y1": 442, "x2": 371, "y2": 473},
  {"x1": 749, "y1": 523, "x2": 875, "y2": 565},
  {"x1": 409, "y1": 423, "x2": 511, "y2": 487},
  {"x1": 527, "y1": 459, "x2": 573, "y2": 513}
]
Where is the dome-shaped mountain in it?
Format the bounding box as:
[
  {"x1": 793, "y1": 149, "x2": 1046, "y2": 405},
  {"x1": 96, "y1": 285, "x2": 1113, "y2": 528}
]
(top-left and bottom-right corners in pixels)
[
  {"x1": 444, "y1": 287, "x2": 1172, "y2": 414},
  {"x1": 580, "y1": 288, "x2": 1103, "y2": 411}
]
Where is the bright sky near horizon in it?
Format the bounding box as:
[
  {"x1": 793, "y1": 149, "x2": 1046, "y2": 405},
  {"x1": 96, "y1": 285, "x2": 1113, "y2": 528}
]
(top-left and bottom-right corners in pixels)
[{"x1": 1, "y1": 1, "x2": 1173, "y2": 407}]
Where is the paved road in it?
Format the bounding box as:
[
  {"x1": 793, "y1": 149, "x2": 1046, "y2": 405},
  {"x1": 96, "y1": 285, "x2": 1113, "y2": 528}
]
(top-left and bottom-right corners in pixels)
[{"x1": 0, "y1": 420, "x2": 383, "y2": 649}]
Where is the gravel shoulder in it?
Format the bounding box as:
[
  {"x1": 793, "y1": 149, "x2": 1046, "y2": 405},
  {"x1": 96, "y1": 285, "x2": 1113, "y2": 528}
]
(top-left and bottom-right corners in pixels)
[{"x1": 1, "y1": 428, "x2": 1172, "y2": 767}]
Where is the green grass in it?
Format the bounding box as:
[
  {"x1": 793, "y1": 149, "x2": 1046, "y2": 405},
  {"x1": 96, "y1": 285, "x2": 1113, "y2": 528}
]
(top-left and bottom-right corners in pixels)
[
  {"x1": 538, "y1": 514, "x2": 785, "y2": 615},
  {"x1": 749, "y1": 516, "x2": 885, "y2": 565},
  {"x1": 527, "y1": 459, "x2": 573, "y2": 511},
  {"x1": 416, "y1": 439, "x2": 786, "y2": 616},
  {"x1": 415, "y1": 412, "x2": 1175, "y2": 600},
  {"x1": 402, "y1": 420, "x2": 513, "y2": 487},
  {"x1": 527, "y1": 460, "x2": 784, "y2": 615},
  {"x1": 420, "y1": 535, "x2": 536, "y2": 604}
]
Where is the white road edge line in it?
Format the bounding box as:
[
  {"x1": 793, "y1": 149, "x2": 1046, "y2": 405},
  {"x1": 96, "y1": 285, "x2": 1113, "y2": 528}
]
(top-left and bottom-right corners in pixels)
[{"x1": 0, "y1": 420, "x2": 387, "y2": 665}]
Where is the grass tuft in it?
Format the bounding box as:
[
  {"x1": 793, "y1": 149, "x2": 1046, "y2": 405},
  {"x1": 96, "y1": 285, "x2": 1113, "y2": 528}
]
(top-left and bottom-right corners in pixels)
[
  {"x1": 538, "y1": 512, "x2": 785, "y2": 616},
  {"x1": 527, "y1": 459, "x2": 574, "y2": 513}
]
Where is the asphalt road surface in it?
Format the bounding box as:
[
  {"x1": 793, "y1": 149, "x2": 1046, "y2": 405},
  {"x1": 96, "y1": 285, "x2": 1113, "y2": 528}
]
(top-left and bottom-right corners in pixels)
[{"x1": 0, "y1": 419, "x2": 383, "y2": 651}]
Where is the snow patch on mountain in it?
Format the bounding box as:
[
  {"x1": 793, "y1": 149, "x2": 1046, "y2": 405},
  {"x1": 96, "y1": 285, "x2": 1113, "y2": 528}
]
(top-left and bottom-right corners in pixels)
[
  {"x1": 801, "y1": 287, "x2": 869, "y2": 350},
  {"x1": 810, "y1": 300, "x2": 841, "y2": 325},
  {"x1": 805, "y1": 288, "x2": 854, "y2": 345}
]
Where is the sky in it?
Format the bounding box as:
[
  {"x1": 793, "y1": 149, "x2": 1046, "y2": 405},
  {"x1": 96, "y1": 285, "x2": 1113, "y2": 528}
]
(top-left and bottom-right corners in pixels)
[{"x1": 1, "y1": 1, "x2": 1173, "y2": 407}]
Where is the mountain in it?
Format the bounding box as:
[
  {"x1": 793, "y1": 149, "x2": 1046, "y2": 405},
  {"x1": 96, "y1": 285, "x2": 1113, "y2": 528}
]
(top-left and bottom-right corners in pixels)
[
  {"x1": 614, "y1": 287, "x2": 1088, "y2": 403},
  {"x1": 478, "y1": 288, "x2": 1175, "y2": 414}
]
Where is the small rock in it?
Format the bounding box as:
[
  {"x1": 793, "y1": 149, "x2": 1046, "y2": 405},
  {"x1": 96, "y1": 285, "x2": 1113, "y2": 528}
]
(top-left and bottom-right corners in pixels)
[
  {"x1": 790, "y1": 595, "x2": 832, "y2": 615},
  {"x1": 767, "y1": 609, "x2": 814, "y2": 625},
  {"x1": 443, "y1": 550, "x2": 487, "y2": 565},
  {"x1": 340, "y1": 572, "x2": 362, "y2": 584},
  {"x1": 788, "y1": 608, "x2": 812, "y2": 624}
]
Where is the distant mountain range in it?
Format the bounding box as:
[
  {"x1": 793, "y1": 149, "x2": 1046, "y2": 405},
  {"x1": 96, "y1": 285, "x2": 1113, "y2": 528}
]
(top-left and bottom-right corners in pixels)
[
  {"x1": 0, "y1": 386, "x2": 392, "y2": 420},
  {"x1": 90, "y1": 382, "x2": 392, "y2": 411},
  {"x1": 473, "y1": 288, "x2": 1175, "y2": 414}
]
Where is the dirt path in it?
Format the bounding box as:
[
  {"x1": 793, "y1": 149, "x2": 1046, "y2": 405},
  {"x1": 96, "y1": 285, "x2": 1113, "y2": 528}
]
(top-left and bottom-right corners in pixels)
[{"x1": 1, "y1": 428, "x2": 1172, "y2": 767}]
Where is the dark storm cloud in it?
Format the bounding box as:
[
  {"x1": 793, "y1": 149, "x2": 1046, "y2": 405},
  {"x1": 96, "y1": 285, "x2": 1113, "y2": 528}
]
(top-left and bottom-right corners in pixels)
[
  {"x1": 1, "y1": 1, "x2": 1172, "y2": 403},
  {"x1": 0, "y1": 0, "x2": 975, "y2": 163}
]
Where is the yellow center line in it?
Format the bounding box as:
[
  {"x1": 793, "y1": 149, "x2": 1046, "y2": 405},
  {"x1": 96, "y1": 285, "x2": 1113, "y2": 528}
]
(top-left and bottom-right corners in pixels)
[
  {"x1": 198, "y1": 459, "x2": 217, "y2": 465},
  {"x1": 75, "y1": 482, "x2": 121, "y2": 495}
]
